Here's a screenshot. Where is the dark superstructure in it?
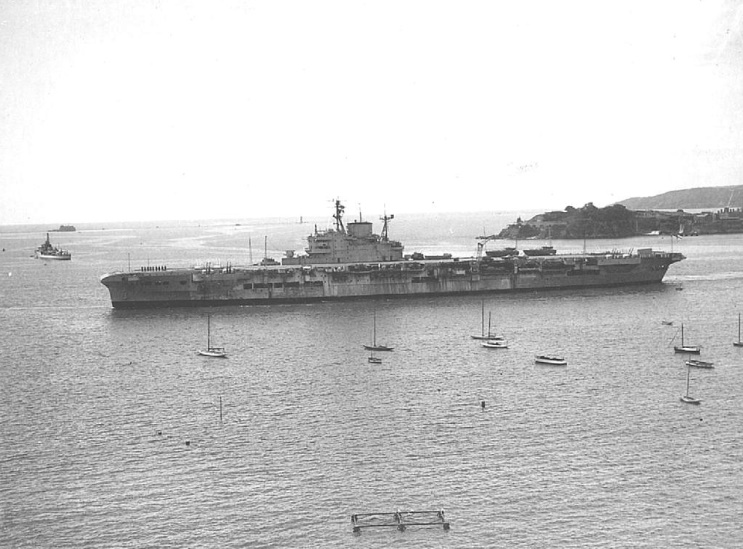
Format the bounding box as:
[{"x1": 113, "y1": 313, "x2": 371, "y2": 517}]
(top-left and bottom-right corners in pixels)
[{"x1": 100, "y1": 200, "x2": 684, "y2": 308}]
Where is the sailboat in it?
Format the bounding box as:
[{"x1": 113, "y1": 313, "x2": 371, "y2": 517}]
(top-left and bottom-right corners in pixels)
[
  {"x1": 363, "y1": 310, "x2": 393, "y2": 352},
  {"x1": 198, "y1": 315, "x2": 227, "y2": 358},
  {"x1": 471, "y1": 303, "x2": 504, "y2": 341},
  {"x1": 734, "y1": 314, "x2": 743, "y2": 348},
  {"x1": 481, "y1": 338, "x2": 509, "y2": 349},
  {"x1": 673, "y1": 323, "x2": 701, "y2": 354},
  {"x1": 478, "y1": 314, "x2": 506, "y2": 347},
  {"x1": 680, "y1": 363, "x2": 701, "y2": 404},
  {"x1": 471, "y1": 301, "x2": 489, "y2": 340}
]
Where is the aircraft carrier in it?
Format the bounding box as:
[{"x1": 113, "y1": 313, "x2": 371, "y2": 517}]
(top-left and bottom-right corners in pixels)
[{"x1": 100, "y1": 200, "x2": 685, "y2": 308}]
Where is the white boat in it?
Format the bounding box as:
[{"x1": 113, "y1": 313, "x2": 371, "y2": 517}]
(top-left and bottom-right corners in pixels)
[
  {"x1": 198, "y1": 315, "x2": 226, "y2": 358},
  {"x1": 535, "y1": 355, "x2": 567, "y2": 366},
  {"x1": 481, "y1": 339, "x2": 509, "y2": 349},
  {"x1": 680, "y1": 363, "x2": 701, "y2": 404},
  {"x1": 673, "y1": 324, "x2": 701, "y2": 354},
  {"x1": 686, "y1": 359, "x2": 713, "y2": 369},
  {"x1": 734, "y1": 314, "x2": 743, "y2": 348},
  {"x1": 362, "y1": 310, "x2": 393, "y2": 352}
]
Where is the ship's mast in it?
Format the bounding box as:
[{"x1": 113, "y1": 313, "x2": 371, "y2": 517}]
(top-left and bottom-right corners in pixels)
[
  {"x1": 333, "y1": 199, "x2": 346, "y2": 233},
  {"x1": 380, "y1": 212, "x2": 394, "y2": 242}
]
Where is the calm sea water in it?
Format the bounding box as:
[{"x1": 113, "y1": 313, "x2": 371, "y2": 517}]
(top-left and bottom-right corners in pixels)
[{"x1": 1, "y1": 214, "x2": 742, "y2": 548}]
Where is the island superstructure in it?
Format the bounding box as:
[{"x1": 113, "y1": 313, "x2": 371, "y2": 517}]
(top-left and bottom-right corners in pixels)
[{"x1": 100, "y1": 200, "x2": 685, "y2": 308}]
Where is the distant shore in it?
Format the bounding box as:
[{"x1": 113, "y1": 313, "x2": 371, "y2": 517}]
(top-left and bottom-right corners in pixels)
[{"x1": 497, "y1": 203, "x2": 743, "y2": 240}]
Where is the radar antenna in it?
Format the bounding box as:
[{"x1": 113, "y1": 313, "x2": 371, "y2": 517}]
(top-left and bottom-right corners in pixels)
[
  {"x1": 332, "y1": 198, "x2": 346, "y2": 233},
  {"x1": 380, "y1": 211, "x2": 395, "y2": 241}
]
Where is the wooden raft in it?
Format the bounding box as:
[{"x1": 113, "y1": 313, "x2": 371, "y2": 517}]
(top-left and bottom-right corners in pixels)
[{"x1": 351, "y1": 509, "x2": 449, "y2": 533}]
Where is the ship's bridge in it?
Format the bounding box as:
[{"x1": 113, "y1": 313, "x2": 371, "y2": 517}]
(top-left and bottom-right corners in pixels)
[
  {"x1": 348, "y1": 221, "x2": 373, "y2": 238},
  {"x1": 299, "y1": 227, "x2": 404, "y2": 264},
  {"x1": 282, "y1": 200, "x2": 404, "y2": 265}
]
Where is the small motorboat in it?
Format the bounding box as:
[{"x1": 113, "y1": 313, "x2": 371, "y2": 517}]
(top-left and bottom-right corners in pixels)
[
  {"x1": 535, "y1": 355, "x2": 567, "y2": 366},
  {"x1": 685, "y1": 359, "x2": 713, "y2": 369}
]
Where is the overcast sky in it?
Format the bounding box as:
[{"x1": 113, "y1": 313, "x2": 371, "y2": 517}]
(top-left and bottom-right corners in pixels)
[{"x1": 1, "y1": 1, "x2": 741, "y2": 224}]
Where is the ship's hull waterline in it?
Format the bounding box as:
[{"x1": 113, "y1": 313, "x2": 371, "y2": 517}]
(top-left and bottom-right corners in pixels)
[
  {"x1": 37, "y1": 253, "x2": 71, "y2": 260},
  {"x1": 100, "y1": 251, "x2": 683, "y2": 309}
]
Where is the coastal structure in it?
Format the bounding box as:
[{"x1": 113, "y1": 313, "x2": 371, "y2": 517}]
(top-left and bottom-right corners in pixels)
[
  {"x1": 35, "y1": 233, "x2": 71, "y2": 260},
  {"x1": 99, "y1": 200, "x2": 685, "y2": 309}
]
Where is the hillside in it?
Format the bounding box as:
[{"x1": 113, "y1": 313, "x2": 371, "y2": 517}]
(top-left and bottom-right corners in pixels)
[
  {"x1": 496, "y1": 202, "x2": 743, "y2": 240},
  {"x1": 619, "y1": 185, "x2": 743, "y2": 210}
]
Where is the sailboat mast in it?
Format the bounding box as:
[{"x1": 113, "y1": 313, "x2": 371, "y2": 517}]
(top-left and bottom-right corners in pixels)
[
  {"x1": 481, "y1": 301, "x2": 485, "y2": 337},
  {"x1": 373, "y1": 310, "x2": 377, "y2": 346},
  {"x1": 686, "y1": 364, "x2": 691, "y2": 396}
]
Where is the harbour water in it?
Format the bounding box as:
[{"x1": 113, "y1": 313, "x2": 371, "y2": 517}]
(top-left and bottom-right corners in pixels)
[{"x1": 1, "y1": 214, "x2": 742, "y2": 547}]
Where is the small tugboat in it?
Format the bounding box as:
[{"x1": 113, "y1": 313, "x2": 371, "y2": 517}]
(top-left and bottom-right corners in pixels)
[{"x1": 35, "y1": 233, "x2": 71, "y2": 260}]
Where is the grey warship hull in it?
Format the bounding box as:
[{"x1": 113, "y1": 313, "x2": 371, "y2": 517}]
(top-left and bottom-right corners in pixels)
[
  {"x1": 100, "y1": 200, "x2": 684, "y2": 309},
  {"x1": 100, "y1": 250, "x2": 683, "y2": 309}
]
